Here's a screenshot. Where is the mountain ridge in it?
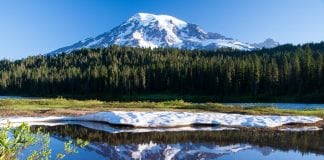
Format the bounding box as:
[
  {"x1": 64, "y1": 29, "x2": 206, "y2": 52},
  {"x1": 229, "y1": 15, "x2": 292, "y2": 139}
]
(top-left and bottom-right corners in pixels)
[
  {"x1": 252, "y1": 38, "x2": 280, "y2": 49},
  {"x1": 49, "y1": 13, "x2": 279, "y2": 55}
]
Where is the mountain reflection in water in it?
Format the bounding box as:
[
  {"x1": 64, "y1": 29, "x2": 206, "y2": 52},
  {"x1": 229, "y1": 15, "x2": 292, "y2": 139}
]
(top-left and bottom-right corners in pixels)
[{"x1": 22, "y1": 123, "x2": 324, "y2": 160}]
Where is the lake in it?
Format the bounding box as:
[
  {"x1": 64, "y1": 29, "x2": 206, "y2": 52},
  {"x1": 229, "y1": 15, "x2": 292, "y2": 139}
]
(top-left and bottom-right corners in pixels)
[
  {"x1": 0, "y1": 96, "x2": 41, "y2": 99},
  {"x1": 223, "y1": 103, "x2": 324, "y2": 110},
  {"x1": 19, "y1": 123, "x2": 324, "y2": 160},
  {"x1": 0, "y1": 96, "x2": 24, "y2": 99}
]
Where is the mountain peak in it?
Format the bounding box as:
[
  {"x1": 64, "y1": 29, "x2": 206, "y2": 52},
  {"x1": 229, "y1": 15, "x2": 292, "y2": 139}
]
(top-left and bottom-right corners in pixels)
[
  {"x1": 252, "y1": 38, "x2": 280, "y2": 49},
  {"x1": 128, "y1": 13, "x2": 188, "y2": 28},
  {"x1": 48, "y1": 13, "x2": 259, "y2": 55}
]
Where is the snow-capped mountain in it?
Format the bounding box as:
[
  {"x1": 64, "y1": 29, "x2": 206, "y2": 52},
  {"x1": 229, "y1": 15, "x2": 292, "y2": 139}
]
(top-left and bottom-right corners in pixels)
[
  {"x1": 84, "y1": 141, "x2": 274, "y2": 160},
  {"x1": 252, "y1": 38, "x2": 280, "y2": 49},
  {"x1": 49, "y1": 13, "x2": 274, "y2": 55}
]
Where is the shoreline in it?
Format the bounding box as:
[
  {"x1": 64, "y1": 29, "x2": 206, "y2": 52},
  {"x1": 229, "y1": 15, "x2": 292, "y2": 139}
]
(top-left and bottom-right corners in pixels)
[
  {"x1": 1, "y1": 98, "x2": 323, "y2": 131},
  {"x1": 2, "y1": 94, "x2": 324, "y2": 103},
  {"x1": 1, "y1": 98, "x2": 323, "y2": 117}
]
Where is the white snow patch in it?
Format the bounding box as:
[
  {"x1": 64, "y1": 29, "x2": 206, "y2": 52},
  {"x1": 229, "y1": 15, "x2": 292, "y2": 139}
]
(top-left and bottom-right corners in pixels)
[
  {"x1": 114, "y1": 23, "x2": 135, "y2": 44},
  {"x1": 186, "y1": 37, "x2": 202, "y2": 42},
  {"x1": 74, "y1": 111, "x2": 321, "y2": 128},
  {"x1": 202, "y1": 39, "x2": 254, "y2": 50},
  {"x1": 85, "y1": 37, "x2": 104, "y2": 47},
  {"x1": 128, "y1": 13, "x2": 185, "y2": 47},
  {"x1": 132, "y1": 30, "x2": 142, "y2": 39},
  {"x1": 130, "y1": 13, "x2": 187, "y2": 29},
  {"x1": 187, "y1": 144, "x2": 252, "y2": 155},
  {"x1": 132, "y1": 141, "x2": 158, "y2": 159},
  {"x1": 163, "y1": 145, "x2": 181, "y2": 160},
  {"x1": 0, "y1": 111, "x2": 322, "y2": 129}
]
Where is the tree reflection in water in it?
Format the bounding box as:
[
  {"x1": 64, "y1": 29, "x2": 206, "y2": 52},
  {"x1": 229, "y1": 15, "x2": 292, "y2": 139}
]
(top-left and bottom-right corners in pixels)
[{"x1": 29, "y1": 124, "x2": 323, "y2": 159}]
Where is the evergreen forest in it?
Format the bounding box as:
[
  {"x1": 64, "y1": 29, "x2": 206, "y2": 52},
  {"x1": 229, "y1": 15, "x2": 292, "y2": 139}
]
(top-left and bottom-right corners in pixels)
[{"x1": 0, "y1": 43, "x2": 323, "y2": 101}]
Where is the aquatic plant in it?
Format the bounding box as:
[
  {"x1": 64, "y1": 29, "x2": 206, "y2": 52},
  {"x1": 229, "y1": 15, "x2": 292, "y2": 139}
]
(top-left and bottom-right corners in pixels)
[{"x1": 0, "y1": 123, "x2": 88, "y2": 160}]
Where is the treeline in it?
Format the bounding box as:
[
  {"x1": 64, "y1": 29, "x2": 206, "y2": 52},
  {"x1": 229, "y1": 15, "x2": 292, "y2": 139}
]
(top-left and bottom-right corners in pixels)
[{"x1": 0, "y1": 43, "x2": 323, "y2": 100}]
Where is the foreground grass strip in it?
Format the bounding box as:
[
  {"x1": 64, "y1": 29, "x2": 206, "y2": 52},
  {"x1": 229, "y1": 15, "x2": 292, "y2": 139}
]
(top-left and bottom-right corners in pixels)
[{"x1": 0, "y1": 98, "x2": 323, "y2": 118}]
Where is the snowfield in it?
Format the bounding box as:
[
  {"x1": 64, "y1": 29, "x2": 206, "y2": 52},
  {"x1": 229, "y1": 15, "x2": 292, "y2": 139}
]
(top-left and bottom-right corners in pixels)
[{"x1": 0, "y1": 111, "x2": 322, "y2": 129}]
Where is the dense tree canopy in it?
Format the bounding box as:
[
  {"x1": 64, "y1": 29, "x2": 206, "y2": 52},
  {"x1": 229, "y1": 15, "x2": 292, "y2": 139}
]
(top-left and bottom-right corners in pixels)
[{"x1": 0, "y1": 43, "x2": 323, "y2": 101}]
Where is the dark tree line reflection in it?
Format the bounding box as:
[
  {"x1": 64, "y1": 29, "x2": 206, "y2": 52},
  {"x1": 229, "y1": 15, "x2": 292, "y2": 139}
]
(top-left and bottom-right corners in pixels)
[{"x1": 31, "y1": 124, "x2": 324, "y2": 155}]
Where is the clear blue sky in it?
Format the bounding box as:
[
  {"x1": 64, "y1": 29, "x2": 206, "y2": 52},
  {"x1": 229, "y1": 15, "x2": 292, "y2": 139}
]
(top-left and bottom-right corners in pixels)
[{"x1": 1, "y1": 0, "x2": 324, "y2": 59}]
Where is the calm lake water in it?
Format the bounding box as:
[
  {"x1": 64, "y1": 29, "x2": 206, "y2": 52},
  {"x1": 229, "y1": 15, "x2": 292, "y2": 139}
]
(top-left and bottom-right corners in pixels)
[
  {"x1": 19, "y1": 124, "x2": 324, "y2": 160},
  {"x1": 0, "y1": 96, "x2": 41, "y2": 99},
  {"x1": 0, "y1": 96, "x2": 24, "y2": 99},
  {"x1": 223, "y1": 103, "x2": 324, "y2": 110}
]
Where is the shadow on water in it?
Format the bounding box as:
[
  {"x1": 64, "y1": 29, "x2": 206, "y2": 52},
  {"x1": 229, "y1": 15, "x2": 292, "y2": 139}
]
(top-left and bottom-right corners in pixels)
[{"x1": 25, "y1": 124, "x2": 324, "y2": 160}]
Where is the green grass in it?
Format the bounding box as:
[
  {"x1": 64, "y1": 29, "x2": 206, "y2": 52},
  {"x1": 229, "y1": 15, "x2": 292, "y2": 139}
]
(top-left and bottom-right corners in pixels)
[
  {"x1": 0, "y1": 98, "x2": 103, "y2": 110},
  {"x1": 94, "y1": 93, "x2": 324, "y2": 103},
  {"x1": 0, "y1": 98, "x2": 323, "y2": 118},
  {"x1": 32, "y1": 93, "x2": 324, "y2": 103}
]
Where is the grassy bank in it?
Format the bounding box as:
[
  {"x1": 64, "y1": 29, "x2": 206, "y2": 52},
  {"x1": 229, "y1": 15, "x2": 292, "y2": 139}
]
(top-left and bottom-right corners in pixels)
[
  {"x1": 117, "y1": 94, "x2": 324, "y2": 103},
  {"x1": 4, "y1": 93, "x2": 324, "y2": 103},
  {"x1": 0, "y1": 98, "x2": 323, "y2": 118}
]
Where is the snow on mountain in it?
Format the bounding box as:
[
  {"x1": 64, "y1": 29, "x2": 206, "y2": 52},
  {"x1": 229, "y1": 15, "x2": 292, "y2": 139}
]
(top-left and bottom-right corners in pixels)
[
  {"x1": 49, "y1": 13, "x2": 258, "y2": 55},
  {"x1": 252, "y1": 38, "x2": 280, "y2": 49},
  {"x1": 82, "y1": 141, "x2": 275, "y2": 159}
]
